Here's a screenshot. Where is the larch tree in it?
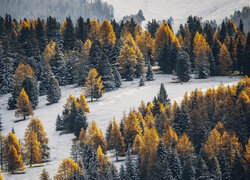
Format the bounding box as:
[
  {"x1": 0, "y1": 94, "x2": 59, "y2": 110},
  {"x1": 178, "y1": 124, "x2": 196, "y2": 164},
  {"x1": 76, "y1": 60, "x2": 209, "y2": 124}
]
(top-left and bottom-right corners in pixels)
[
  {"x1": 162, "y1": 125, "x2": 178, "y2": 150},
  {"x1": 109, "y1": 117, "x2": 125, "y2": 161},
  {"x1": 15, "y1": 88, "x2": 33, "y2": 120},
  {"x1": 88, "y1": 19, "x2": 100, "y2": 42},
  {"x1": 117, "y1": 44, "x2": 137, "y2": 81},
  {"x1": 78, "y1": 93, "x2": 90, "y2": 114},
  {"x1": 124, "y1": 111, "x2": 142, "y2": 147},
  {"x1": 0, "y1": 168, "x2": 3, "y2": 180},
  {"x1": 243, "y1": 138, "x2": 250, "y2": 173},
  {"x1": 54, "y1": 158, "x2": 82, "y2": 180},
  {"x1": 193, "y1": 31, "x2": 210, "y2": 78},
  {"x1": 40, "y1": 168, "x2": 49, "y2": 180},
  {"x1": 78, "y1": 128, "x2": 88, "y2": 147},
  {"x1": 176, "y1": 133, "x2": 194, "y2": 159},
  {"x1": 99, "y1": 19, "x2": 116, "y2": 46},
  {"x1": 0, "y1": 133, "x2": 5, "y2": 168},
  {"x1": 24, "y1": 129, "x2": 41, "y2": 167},
  {"x1": 25, "y1": 117, "x2": 50, "y2": 161},
  {"x1": 96, "y1": 146, "x2": 111, "y2": 178},
  {"x1": 5, "y1": 132, "x2": 25, "y2": 173},
  {"x1": 218, "y1": 43, "x2": 232, "y2": 75},
  {"x1": 139, "y1": 127, "x2": 160, "y2": 179},
  {"x1": 136, "y1": 30, "x2": 153, "y2": 63},
  {"x1": 85, "y1": 68, "x2": 104, "y2": 102}
]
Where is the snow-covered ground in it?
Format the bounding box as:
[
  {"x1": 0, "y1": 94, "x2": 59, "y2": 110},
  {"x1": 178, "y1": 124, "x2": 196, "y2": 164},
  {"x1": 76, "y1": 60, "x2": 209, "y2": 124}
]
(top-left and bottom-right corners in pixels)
[
  {"x1": 0, "y1": 74, "x2": 241, "y2": 179},
  {"x1": 104, "y1": 0, "x2": 250, "y2": 31}
]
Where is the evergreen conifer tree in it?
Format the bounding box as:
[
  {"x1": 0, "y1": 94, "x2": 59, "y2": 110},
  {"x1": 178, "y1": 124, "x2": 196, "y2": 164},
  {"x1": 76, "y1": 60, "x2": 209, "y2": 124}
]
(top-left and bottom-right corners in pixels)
[
  {"x1": 146, "y1": 62, "x2": 154, "y2": 81},
  {"x1": 113, "y1": 68, "x2": 122, "y2": 88},
  {"x1": 243, "y1": 31, "x2": 250, "y2": 76},
  {"x1": 40, "y1": 168, "x2": 50, "y2": 180},
  {"x1": 46, "y1": 76, "x2": 61, "y2": 104},
  {"x1": 139, "y1": 76, "x2": 145, "y2": 86},
  {"x1": 62, "y1": 17, "x2": 75, "y2": 51},
  {"x1": 176, "y1": 51, "x2": 191, "y2": 82},
  {"x1": 22, "y1": 76, "x2": 38, "y2": 109},
  {"x1": 157, "y1": 83, "x2": 171, "y2": 106},
  {"x1": 56, "y1": 115, "x2": 64, "y2": 131}
]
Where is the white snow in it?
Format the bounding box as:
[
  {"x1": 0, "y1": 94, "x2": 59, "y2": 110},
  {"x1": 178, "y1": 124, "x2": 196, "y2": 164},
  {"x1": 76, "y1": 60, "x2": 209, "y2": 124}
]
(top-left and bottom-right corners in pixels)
[
  {"x1": 0, "y1": 74, "x2": 241, "y2": 179},
  {"x1": 103, "y1": 0, "x2": 250, "y2": 31}
]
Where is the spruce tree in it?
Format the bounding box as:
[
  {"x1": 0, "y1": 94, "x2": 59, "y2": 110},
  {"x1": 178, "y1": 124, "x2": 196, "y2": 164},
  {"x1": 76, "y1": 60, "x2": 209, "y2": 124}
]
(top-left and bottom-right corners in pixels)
[
  {"x1": 176, "y1": 51, "x2": 191, "y2": 82},
  {"x1": 113, "y1": 68, "x2": 122, "y2": 88},
  {"x1": 56, "y1": 115, "x2": 64, "y2": 131},
  {"x1": 46, "y1": 76, "x2": 61, "y2": 104},
  {"x1": 97, "y1": 53, "x2": 115, "y2": 91},
  {"x1": 74, "y1": 110, "x2": 88, "y2": 138},
  {"x1": 181, "y1": 157, "x2": 195, "y2": 180},
  {"x1": 62, "y1": 17, "x2": 75, "y2": 51},
  {"x1": 195, "y1": 155, "x2": 210, "y2": 180},
  {"x1": 139, "y1": 76, "x2": 145, "y2": 86},
  {"x1": 0, "y1": 114, "x2": 2, "y2": 132},
  {"x1": 76, "y1": 17, "x2": 88, "y2": 44},
  {"x1": 157, "y1": 83, "x2": 171, "y2": 106},
  {"x1": 22, "y1": 76, "x2": 38, "y2": 109},
  {"x1": 146, "y1": 62, "x2": 154, "y2": 81},
  {"x1": 167, "y1": 148, "x2": 182, "y2": 180},
  {"x1": 119, "y1": 165, "x2": 126, "y2": 180},
  {"x1": 243, "y1": 31, "x2": 250, "y2": 76},
  {"x1": 89, "y1": 40, "x2": 102, "y2": 68}
]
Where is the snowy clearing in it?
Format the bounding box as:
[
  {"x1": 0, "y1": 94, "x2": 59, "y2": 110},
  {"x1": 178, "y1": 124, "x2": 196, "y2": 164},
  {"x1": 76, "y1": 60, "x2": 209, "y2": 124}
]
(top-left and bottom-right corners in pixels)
[{"x1": 0, "y1": 74, "x2": 241, "y2": 179}]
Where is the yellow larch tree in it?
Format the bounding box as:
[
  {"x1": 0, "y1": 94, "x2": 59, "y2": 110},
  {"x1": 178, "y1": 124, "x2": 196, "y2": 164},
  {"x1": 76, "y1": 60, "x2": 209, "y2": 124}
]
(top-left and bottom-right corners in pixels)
[
  {"x1": 80, "y1": 39, "x2": 92, "y2": 61},
  {"x1": 218, "y1": 43, "x2": 232, "y2": 75},
  {"x1": 88, "y1": 19, "x2": 100, "y2": 42},
  {"x1": 78, "y1": 93, "x2": 90, "y2": 114},
  {"x1": 88, "y1": 121, "x2": 107, "y2": 153},
  {"x1": 99, "y1": 19, "x2": 116, "y2": 46},
  {"x1": 132, "y1": 134, "x2": 142, "y2": 154},
  {"x1": 78, "y1": 128, "x2": 88, "y2": 146},
  {"x1": 97, "y1": 146, "x2": 111, "y2": 177},
  {"x1": 143, "y1": 110, "x2": 155, "y2": 129},
  {"x1": 24, "y1": 129, "x2": 41, "y2": 167},
  {"x1": 54, "y1": 158, "x2": 82, "y2": 180},
  {"x1": 84, "y1": 68, "x2": 104, "y2": 102},
  {"x1": 136, "y1": 30, "x2": 153, "y2": 61},
  {"x1": 124, "y1": 111, "x2": 142, "y2": 146},
  {"x1": 14, "y1": 63, "x2": 35, "y2": 88},
  {"x1": 25, "y1": 117, "x2": 50, "y2": 161},
  {"x1": 162, "y1": 125, "x2": 178, "y2": 149},
  {"x1": 117, "y1": 44, "x2": 137, "y2": 74},
  {"x1": 42, "y1": 40, "x2": 56, "y2": 63},
  {"x1": 0, "y1": 168, "x2": 3, "y2": 180},
  {"x1": 5, "y1": 132, "x2": 25, "y2": 173},
  {"x1": 40, "y1": 168, "x2": 49, "y2": 180},
  {"x1": 176, "y1": 133, "x2": 194, "y2": 158},
  {"x1": 15, "y1": 88, "x2": 33, "y2": 120},
  {"x1": 193, "y1": 31, "x2": 210, "y2": 71},
  {"x1": 139, "y1": 127, "x2": 160, "y2": 178},
  {"x1": 109, "y1": 117, "x2": 125, "y2": 161}
]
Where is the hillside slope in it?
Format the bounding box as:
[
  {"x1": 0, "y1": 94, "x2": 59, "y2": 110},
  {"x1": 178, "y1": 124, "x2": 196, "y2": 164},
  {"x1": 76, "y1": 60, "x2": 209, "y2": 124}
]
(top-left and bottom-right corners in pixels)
[{"x1": 104, "y1": 0, "x2": 250, "y2": 30}]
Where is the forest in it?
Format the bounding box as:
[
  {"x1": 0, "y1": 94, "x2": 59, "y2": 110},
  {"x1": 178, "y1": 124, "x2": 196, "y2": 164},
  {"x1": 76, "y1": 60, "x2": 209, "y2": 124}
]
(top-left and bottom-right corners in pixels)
[{"x1": 0, "y1": 8, "x2": 249, "y2": 180}]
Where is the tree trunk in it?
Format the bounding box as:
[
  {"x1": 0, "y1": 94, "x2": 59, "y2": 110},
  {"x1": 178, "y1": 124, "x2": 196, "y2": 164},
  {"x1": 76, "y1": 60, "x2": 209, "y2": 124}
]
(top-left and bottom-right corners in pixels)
[{"x1": 116, "y1": 150, "x2": 118, "y2": 162}]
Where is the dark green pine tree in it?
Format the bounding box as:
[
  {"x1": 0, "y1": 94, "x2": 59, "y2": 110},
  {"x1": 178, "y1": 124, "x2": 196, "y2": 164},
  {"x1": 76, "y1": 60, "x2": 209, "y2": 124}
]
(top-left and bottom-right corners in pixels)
[
  {"x1": 239, "y1": 19, "x2": 244, "y2": 33},
  {"x1": 74, "y1": 109, "x2": 88, "y2": 138},
  {"x1": 39, "y1": 64, "x2": 53, "y2": 96},
  {"x1": 195, "y1": 155, "x2": 210, "y2": 180},
  {"x1": 119, "y1": 117, "x2": 125, "y2": 137},
  {"x1": 78, "y1": 59, "x2": 90, "y2": 86},
  {"x1": 106, "y1": 122, "x2": 112, "y2": 150},
  {"x1": 113, "y1": 68, "x2": 122, "y2": 88},
  {"x1": 176, "y1": 51, "x2": 191, "y2": 82},
  {"x1": 80, "y1": 143, "x2": 99, "y2": 179},
  {"x1": 108, "y1": 163, "x2": 119, "y2": 180},
  {"x1": 0, "y1": 44, "x2": 13, "y2": 94},
  {"x1": 125, "y1": 148, "x2": 139, "y2": 180},
  {"x1": 219, "y1": 21, "x2": 227, "y2": 43},
  {"x1": 119, "y1": 164, "x2": 126, "y2": 180},
  {"x1": 204, "y1": 24, "x2": 214, "y2": 48},
  {"x1": 125, "y1": 65, "x2": 134, "y2": 81},
  {"x1": 157, "y1": 83, "x2": 171, "y2": 106},
  {"x1": 208, "y1": 157, "x2": 222, "y2": 180},
  {"x1": 35, "y1": 18, "x2": 46, "y2": 53},
  {"x1": 146, "y1": 19, "x2": 160, "y2": 38},
  {"x1": 150, "y1": 140, "x2": 173, "y2": 180},
  {"x1": 208, "y1": 51, "x2": 216, "y2": 76},
  {"x1": 231, "y1": 151, "x2": 245, "y2": 179},
  {"x1": 63, "y1": 17, "x2": 75, "y2": 51},
  {"x1": 73, "y1": 39, "x2": 83, "y2": 52},
  {"x1": 139, "y1": 76, "x2": 145, "y2": 87},
  {"x1": 76, "y1": 17, "x2": 88, "y2": 44},
  {"x1": 50, "y1": 44, "x2": 67, "y2": 85},
  {"x1": 152, "y1": 96, "x2": 161, "y2": 117},
  {"x1": 217, "y1": 150, "x2": 231, "y2": 180},
  {"x1": 46, "y1": 16, "x2": 63, "y2": 50},
  {"x1": 22, "y1": 76, "x2": 39, "y2": 109},
  {"x1": 167, "y1": 146, "x2": 182, "y2": 180},
  {"x1": 65, "y1": 54, "x2": 78, "y2": 85},
  {"x1": 212, "y1": 39, "x2": 221, "y2": 75},
  {"x1": 56, "y1": 114, "x2": 64, "y2": 131},
  {"x1": 243, "y1": 31, "x2": 250, "y2": 76},
  {"x1": 109, "y1": 40, "x2": 122, "y2": 65},
  {"x1": 146, "y1": 62, "x2": 154, "y2": 81},
  {"x1": 97, "y1": 53, "x2": 116, "y2": 91},
  {"x1": 198, "y1": 63, "x2": 209, "y2": 79},
  {"x1": 173, "y1": 105, "x2": 189, "y2": 137},
  {"x1": 237, "y1": 33, "x2": 246, "y2": 75},
  {"x1": 159, "y1": 43, "x2": 171, "y2": 73},
  {"x1": 46, "y1": 76, "x2": 61, "y2": 104},
  {"x1": 89, "y1": 40, "x2": 102, "y2": 68},
  {"x1": 181, "y1": 156, "x2": 195, "y2": 180},
  {"x1": 0, "y1": 17, "x2": 6, "y2": 39}
]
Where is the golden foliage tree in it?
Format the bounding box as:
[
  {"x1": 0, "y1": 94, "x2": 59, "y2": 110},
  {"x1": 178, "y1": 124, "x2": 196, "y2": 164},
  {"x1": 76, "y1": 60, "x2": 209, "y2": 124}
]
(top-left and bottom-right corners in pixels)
[
  {"x1": 78, "y1": 93, "x2": 90, "y2": 114},
  {"x1": 88, "y1": 121, "x2": 107, "y2": 153},
  {"x1": 25, "y1": 117, "x2": 50, "y2": 161},
  {"x1": 5, "y1": 132, "x2": 25, "y2": 173},
  {"x1": 218, "y1": 43, "x2": 232, "y2": 75},
  {"x1": 243, "y1": 138, "x2": 250, "y2": 172},
  {"x1": 117, "y1": 44, "x2": 137, "y2": 74},
  {"x1": 139, "y1": 127, "x2": 159, "y2": 177},
  {"x1": 162, "y1": 125, "x2": 178, "y2": 149},
  {"x1": 109, "y1": 117, "x2": 125, "y2": 161},
  {"x1": 193, "y1": 31, "x2": 210, "y2": 71},
  {"x1": 24, "y1": 129, "x2": 41, "y2": 167},
  {"x1": 176, "y1": 133, "x2": 194, "y2": 158},
  {"x1": 78, "y1": 128, "x2": 88, "y2": 146},
  {"x1": 88, "y1": 19, "x2": 100, "y2": 42},
  {"x1": 54, "y1": 158, "x2": 82, "y2": 180},
  {"x1": 97, "y1": 146, "x2": 111, "y2": 177},
  {"x1": 132, "y1": 134, "x2": 142, "y2": 154},
  {"x1": 80, "y1": 39, "x2": 92, "y2": 61},
  {"x1": 85, "y1": 68, "x2": 104, "y2": 102},
  {"x1": 42, "y1": 40, "x2": 56, "y2": 63},
  {"x1": 14, "y1": 63, "x2": 35, "y2": 88},
  {"x1": 15, "y1": 88, "x2": 33, "y2": 120},
  {"x1": 100, "y1": 19, "x2": 116, "y2": 46},
  {"x1": 136, "y1": 30, "x2": 153, "y2": 61},
  {"x1": 0, "y1": 168, "x2": 3, "y2": 180},
  {"x1": 124, "y1": 111, "x2": 142, "y2": 146}
]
